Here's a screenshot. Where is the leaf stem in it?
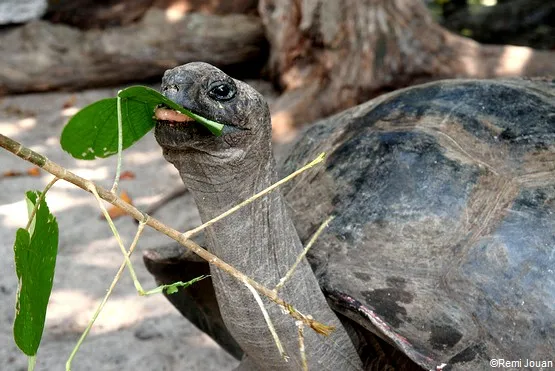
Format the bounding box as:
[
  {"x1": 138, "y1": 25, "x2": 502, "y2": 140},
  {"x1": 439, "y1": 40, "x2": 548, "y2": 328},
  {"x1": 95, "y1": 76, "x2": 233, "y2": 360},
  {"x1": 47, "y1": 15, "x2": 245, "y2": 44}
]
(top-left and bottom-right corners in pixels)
[
  {"x1": 28, "y1": 355, "x2": 36, "y2": 371},
  {"x1": 110, "y1": 94, "x2": 123, "y2": 193},
  {"x1": 24, "y1": 177, "x2": 59, "y2": 231}
]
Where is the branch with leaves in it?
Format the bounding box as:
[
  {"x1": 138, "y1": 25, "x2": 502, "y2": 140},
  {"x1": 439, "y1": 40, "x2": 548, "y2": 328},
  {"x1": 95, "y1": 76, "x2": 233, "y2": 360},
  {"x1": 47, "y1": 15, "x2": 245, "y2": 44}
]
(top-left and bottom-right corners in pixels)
[{"x1": 1, "y1": 127, "x2": 331, "y2": 369}]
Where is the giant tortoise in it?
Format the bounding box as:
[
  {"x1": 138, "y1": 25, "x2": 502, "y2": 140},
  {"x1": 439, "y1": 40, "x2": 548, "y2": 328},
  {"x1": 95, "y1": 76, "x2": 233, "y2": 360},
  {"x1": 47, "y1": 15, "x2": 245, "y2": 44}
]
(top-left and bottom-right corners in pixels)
[{"x1": 145, "y1": 62, "x2": 555, "y2": 370}]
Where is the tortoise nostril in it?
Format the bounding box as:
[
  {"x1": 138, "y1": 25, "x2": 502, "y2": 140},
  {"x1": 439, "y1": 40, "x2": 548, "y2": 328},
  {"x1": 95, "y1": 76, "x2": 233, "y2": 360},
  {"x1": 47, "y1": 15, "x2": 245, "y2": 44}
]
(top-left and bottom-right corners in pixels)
[
  {"x1": 163, "y1": 84, "x2": 179, "y2": 92},
  {"x1": 162, "y1": 84, "x2": 180, "y2": 101}
]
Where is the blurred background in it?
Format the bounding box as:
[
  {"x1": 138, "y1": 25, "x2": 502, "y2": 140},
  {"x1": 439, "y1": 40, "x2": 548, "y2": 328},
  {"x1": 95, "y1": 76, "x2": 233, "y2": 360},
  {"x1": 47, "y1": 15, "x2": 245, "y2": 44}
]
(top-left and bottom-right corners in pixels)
[{"x1": 0, "y1": 1, "x2": 553, "y2": 370}]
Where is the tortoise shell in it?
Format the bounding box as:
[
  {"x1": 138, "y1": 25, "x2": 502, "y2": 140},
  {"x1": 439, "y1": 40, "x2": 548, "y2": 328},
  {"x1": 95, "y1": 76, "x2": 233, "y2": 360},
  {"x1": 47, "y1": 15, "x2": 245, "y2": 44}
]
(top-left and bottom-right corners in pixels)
[
  {"x1": 280, "y1": 78, "x2": 555, "y2": 370},
  {"x1": 145, "y1": 78, "x2": 555, "y2": 370}
]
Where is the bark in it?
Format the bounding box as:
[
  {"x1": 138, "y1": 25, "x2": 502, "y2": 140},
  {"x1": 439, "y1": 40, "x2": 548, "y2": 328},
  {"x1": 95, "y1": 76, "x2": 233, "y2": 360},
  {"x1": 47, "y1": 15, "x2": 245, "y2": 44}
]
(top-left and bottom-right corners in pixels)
[
  {"x1": 45, "y1": 0, "x2": 259, "y2": 30},
  {"x1": 0, "y1": 8, "x2": 267, "y2": 94},
  {"x1": 45, "y1": 0, "x2": 155, "y2": 29},
  {"x1": 153, "y1": 0, "x2": 259, "y2": 16},
  {"x1": 258, "y1": 0, "x2": 555, "y2": 133}
]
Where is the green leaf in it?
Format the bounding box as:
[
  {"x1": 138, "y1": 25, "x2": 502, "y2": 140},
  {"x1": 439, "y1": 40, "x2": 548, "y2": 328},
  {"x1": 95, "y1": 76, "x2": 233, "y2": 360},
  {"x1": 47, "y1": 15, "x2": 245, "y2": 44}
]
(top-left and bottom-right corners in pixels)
[
  {"x1": 60, "y1": 86, "x2": 224, "y2": 160},
  {"x1": 119, "y1": 86, "x2": 225, "y2": 137},
  {"x1": 142, "y1": 275, "x2": 209, "y2": 296},
  {"x1": 165, "y1": 285, "x2": 179, "y2": 295},
  {"x1": 13, "y1": 191, "x2": 59, "y2": 357},
  {"x1": 60, "y1": 96, "x2": 151, "y2": 160},
  {"x1": 163, "y1": 276, "x2": 208, "y2": 295}
]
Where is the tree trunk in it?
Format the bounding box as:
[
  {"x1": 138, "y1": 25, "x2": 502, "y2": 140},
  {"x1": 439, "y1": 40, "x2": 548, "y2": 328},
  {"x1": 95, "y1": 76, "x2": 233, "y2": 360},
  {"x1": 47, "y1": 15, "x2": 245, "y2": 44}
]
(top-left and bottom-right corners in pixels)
[
  {"x1": 44, "y1": 0, "x2": 155, "y2": 29},
  {"x1": 258, "y1": 0, "x2": 555, "y2": 136},
  {"x1": 45, "y1": 0, "x2": 259, "y2": 30},
  {"x1": 0, "y1": 8, "x2": 266, "y2": 94}
]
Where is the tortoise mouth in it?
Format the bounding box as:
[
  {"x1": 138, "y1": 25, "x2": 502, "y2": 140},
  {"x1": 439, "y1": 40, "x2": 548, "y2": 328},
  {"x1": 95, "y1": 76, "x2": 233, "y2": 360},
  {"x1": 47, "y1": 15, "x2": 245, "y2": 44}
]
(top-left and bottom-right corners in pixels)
[
  {"x1": 156, "y1": 110, "x2": 195, "y2": 126},
  {"x1": 154, "y1": 107, "x2": 245, "y2": 135},
  {"x1": 155, "y1": 107, "x2": 212, "y2": 131},
  {"x1": 154, "y1": 107, "x2": 247, "y2": 150}
]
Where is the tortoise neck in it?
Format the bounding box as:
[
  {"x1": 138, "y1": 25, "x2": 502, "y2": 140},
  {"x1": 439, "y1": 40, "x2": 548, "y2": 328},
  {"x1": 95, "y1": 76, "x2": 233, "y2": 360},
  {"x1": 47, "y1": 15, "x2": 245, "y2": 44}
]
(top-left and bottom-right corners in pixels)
[
  {"x1": 182, "y1": 153, "x2": 298, "y2": 278},
  {"x1": 172, "y1": 150, "x2": 362, "y2": 370}
]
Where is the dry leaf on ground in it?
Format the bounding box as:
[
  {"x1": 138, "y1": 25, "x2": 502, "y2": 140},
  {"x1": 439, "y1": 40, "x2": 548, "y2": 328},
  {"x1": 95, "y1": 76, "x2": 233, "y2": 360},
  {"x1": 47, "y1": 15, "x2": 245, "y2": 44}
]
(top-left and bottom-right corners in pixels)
[{"x1": 103, "y1": 190, "x2": 133, "y2": 219}]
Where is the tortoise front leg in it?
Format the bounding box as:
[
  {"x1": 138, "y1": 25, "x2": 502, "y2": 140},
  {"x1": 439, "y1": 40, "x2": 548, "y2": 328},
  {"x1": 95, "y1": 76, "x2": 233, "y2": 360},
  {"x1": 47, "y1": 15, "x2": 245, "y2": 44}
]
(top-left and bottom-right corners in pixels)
[{"x1": 143, "y1": 242, "x2": 243, "y2": 360}]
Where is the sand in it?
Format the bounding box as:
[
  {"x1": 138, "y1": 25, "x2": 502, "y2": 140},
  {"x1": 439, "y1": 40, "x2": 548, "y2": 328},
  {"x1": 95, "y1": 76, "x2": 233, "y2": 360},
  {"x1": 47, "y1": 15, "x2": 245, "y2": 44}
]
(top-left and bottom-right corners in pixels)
[{"x1": 0, "y1": 87, "x2": 241, "y2": 371}]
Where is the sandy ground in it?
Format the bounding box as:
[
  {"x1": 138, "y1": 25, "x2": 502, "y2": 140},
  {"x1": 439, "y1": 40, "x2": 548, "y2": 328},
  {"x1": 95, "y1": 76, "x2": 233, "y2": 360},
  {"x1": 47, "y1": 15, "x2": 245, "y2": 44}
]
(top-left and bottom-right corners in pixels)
[{"x1": 0, "y1": 86, "x2": 253, "y2": 370}]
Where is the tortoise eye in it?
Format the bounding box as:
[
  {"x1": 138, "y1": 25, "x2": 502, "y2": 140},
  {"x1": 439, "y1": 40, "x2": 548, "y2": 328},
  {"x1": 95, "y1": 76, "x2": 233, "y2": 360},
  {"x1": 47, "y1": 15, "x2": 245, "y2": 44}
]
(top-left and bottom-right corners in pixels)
[{"x1": 208, "y1": 81, "x2": 236, "y2": 101}]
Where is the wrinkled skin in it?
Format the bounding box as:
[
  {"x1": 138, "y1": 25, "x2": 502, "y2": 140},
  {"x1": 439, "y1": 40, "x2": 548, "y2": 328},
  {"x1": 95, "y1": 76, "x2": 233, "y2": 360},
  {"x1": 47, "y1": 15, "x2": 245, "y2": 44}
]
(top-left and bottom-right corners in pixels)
[
  {"x1": 150, "y1": 63, "x2": 555, "y2": 371},
  {"x1": 154, "y1": 62, "x2": 363, "y2": 371}
]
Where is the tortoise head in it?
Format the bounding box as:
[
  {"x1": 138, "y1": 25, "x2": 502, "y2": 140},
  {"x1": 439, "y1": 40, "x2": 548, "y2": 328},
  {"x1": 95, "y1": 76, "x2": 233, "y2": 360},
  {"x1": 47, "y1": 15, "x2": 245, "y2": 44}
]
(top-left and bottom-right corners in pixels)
[{"x1": 154, "y1": 62, "x2": 272, "y2": 169}]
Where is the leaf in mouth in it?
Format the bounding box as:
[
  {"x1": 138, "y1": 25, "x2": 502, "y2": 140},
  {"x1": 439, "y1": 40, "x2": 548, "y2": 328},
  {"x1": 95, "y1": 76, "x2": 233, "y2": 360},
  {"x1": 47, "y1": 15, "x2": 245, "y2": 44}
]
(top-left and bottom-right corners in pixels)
[
  {"x1": 119, "y1": 86, "x2": 224, "y2": 136},
  {"x1": 60, "y1": 85, "x2": 224, "y2": 160}
]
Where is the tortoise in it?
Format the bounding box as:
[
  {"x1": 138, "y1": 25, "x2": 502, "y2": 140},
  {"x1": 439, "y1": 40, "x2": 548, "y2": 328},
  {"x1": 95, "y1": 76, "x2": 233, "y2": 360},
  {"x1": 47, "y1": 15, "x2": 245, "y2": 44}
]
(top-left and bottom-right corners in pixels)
[{"x1": 144, "y1": 62, "x2": 555, "y2": 370}]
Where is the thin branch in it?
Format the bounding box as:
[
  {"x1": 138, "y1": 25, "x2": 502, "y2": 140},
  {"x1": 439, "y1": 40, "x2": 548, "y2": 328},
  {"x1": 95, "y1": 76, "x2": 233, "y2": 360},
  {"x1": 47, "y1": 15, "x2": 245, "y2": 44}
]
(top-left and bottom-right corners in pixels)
[
  {"x1": 183, "y1": 152, "x2": 326, "y2": 239},
  {"x1": 66, "y1": 218, "x2": 148, "y2": 371},
  {"x1": 244, "y1": 280, "x2": 288, "y2": 362},
  {"x1": 88, "y1": 183, "x2": 145, "y2": 294},
  {"x1": 142, "y1": 275, "x2": 208, "y2": 296},
  {"x1": 0, "y1": 134, "x2": 333, "y2": 335},
  {"x1": 296, "y1": 321, "x2": 308, "y2": 371},
  {"x1": 275, "y1": 215, "x2": 334, "y2": 292}
]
